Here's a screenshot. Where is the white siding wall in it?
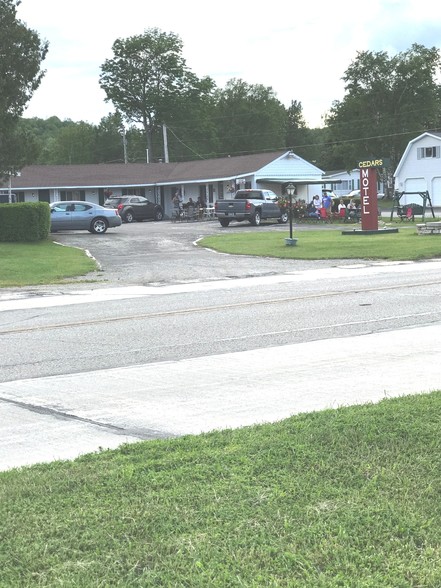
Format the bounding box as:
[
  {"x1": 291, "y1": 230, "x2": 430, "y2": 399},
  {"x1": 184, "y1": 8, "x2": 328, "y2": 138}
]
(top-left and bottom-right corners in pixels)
[
  {"x1": 432, "y1": 177, "x2": 441, "y2": 202},
  {"x1": 395, "y1": 136, "x2": 441, "y2": 205}
]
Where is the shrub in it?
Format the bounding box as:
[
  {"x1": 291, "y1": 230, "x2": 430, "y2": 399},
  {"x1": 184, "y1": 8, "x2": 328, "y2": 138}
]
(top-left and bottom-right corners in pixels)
[{"x1": 0, "y1": 202, "x2": 50, "y2": 242}]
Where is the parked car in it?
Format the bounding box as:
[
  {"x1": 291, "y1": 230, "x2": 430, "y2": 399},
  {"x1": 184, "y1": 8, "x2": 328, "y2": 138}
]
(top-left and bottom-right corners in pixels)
[
  {"x1": 104, "y1": 195, "x2": 164, "y2": 223},
  {"x1": 50, "y1": 201, "x2": 122, "y2": 234}
]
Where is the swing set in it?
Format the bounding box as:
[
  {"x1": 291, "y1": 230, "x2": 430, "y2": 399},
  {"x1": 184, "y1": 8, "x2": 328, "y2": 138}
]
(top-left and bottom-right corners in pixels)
[{"x1": 390, "y1": 191, "x2": 435, "y2": 222}]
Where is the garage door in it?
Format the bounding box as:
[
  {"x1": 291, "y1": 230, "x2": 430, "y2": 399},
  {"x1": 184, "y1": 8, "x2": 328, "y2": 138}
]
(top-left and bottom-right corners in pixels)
[
  {"x1": 404, "y1": 178, "x2": 426, "y2": 193},
  {"x1": 431, "y1": 177, "x2": 441, "y2": 206}
]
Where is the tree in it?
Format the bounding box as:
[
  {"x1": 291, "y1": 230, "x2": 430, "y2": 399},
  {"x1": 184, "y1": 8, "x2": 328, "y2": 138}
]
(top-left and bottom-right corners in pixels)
[
  {"x1": 0, "y1": 0, "x2": 48, "y2": 173},
  {"x1": 95, "y1": 112, "x2": 126, "y2": 163},
  {"x1": 213, "y1": 79, "x2": 287, "y2": 156},
  {"x1": 161, "y1": 75, "x2": 219, "y2": 161},
  {"x1": 48, "y1": 121, "x2": 97, "y2": 164},
  {"x1": 100, "y1": 28, "x2": 200, "y2": 161},
  {"x1": 285, "y1": 99, "x2": 319, "y2": 163},
  {"x1": 325, "y1": 44, "x2": 441, "y2": 190}
]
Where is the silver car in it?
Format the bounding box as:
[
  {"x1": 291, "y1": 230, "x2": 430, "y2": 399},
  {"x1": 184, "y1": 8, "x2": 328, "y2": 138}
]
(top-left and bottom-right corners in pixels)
[{"x1": 50, "y1": 201, "x2": 122, "y2": 234}]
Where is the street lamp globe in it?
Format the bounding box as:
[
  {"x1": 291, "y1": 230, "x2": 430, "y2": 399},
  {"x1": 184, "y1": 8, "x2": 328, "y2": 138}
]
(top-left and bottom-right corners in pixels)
[{"x1": 286, "y1": 183, "x2": 295, "y2": 197}]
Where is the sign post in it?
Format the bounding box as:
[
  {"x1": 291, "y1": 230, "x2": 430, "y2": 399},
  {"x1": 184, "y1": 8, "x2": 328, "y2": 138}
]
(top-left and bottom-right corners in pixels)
[
  {"x1": 359, "y1": 159, "x2": 382, "y2": 231},
  {"x1": 342, "y1": 158, "x2": 398, "y2": 236}
]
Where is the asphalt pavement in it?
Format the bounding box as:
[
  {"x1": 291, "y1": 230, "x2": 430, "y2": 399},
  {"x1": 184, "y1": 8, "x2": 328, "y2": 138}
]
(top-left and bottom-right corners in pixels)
[
  {"x1": 1, "y1": 320, "x2": 439, "y2": 471},
  {"x1": 1, "y1": 220, "x2": 440, "y2": 471}
]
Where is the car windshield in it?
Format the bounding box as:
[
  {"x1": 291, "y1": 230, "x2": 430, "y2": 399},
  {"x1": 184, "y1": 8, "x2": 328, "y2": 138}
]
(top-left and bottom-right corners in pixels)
[{"x1": 105, "y1": 197, "x2": 126, "y2": 205}]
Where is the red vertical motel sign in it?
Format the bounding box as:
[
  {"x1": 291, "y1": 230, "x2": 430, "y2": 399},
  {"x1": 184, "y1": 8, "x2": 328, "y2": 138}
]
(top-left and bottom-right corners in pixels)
[{"x1": 359, "y1": 159, "x2": 383, "y2": 231}]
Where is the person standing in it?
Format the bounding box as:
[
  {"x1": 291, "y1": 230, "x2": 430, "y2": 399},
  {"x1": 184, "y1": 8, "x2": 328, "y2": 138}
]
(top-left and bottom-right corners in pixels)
[
  {"x1": 322, "y1": 191, "x2": 332, "y2": 220},
  {"x1": 172, "y1": 192, "x2": 182, "y2": 220}
]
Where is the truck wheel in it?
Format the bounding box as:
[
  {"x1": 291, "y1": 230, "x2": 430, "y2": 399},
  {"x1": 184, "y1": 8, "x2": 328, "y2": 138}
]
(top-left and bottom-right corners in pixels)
[
  {"x1": 250, "y1": 210, "x2": 261, "y2": 226},
  {"x1": 219, "y1": 219, "x2": 230, "y2": 227},
  {"x1": 278, "y1": 211, "x2": 289, "y2": 224}
]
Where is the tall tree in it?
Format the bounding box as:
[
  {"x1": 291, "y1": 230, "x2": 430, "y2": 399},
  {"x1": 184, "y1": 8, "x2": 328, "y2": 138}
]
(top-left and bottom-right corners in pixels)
[
  {"x1": 46, "y1": 121, "x2": 96, "y2": 164},
  {"x1": 285, "y1": 99, "x2": 318, "y2": 163},
  {"x1": 163, "y1": 75, "x2": 218, "y2": 161},
  {"x1": 95, "y1": 112, "x2": 126, "y2": 163},
  {"x1": 213, "y1": 79, "x2": 287, "y2": 156},
  {"x1": 100, "y1": 28, "x2": 200, "y2": 161},
  {"x1": 325, "y1": 44, "x2": 441, "y2": 191},
  {"x1": 0, "y1": 0, "x2": 48, "y2": 173}
]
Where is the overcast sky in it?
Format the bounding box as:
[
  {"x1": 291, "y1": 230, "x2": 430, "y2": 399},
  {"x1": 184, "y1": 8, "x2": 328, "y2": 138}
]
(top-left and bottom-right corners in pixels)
[{"x1": 16, "y1": 0, "x2": 441, "y2": 129}]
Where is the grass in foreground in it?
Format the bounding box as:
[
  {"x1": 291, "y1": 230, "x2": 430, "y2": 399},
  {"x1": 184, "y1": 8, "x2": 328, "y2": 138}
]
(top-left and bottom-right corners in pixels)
[
  {"x1": 1, "y1": 392, "x2": 440, "y2": 587},
  {"x1": 199, "y1": 226, "x2": 441, "y2": 261},
  {"x1": 0, "y1": 240, "x2": 98, "y2": 287}
]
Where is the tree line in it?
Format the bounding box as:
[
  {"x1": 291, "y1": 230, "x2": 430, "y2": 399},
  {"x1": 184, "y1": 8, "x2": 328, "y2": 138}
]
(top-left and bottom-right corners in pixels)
[
  {"x1": 16, "y1": 94, "x2": 314, "y2": 166},
  {"x1": 2, "y1": 0, "x2": 441, "y2": 191}
]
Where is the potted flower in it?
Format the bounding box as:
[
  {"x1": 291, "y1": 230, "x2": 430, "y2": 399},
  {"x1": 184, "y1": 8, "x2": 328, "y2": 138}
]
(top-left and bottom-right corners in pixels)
[{"x1": 276, "y1": 196, "x2": 289, "y2": 209}]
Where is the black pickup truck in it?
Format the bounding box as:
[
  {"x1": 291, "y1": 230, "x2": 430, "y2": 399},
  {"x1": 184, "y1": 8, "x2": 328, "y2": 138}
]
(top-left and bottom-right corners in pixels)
[{"x1": 214, "y1": 189, "x2": 288, "y2": 227}]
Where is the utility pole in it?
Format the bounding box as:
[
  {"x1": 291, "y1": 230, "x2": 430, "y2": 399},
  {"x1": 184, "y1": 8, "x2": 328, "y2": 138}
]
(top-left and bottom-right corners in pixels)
[
  {"x1": 162, "y1": 124, "x2": 169, "y2": 163},
  {"x1": 122, "y1": 128, "x2": 128, "y2": 164}
]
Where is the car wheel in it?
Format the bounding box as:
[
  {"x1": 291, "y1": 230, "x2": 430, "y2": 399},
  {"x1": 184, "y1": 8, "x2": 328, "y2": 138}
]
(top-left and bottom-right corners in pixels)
[
  {"x1": 250, "y1": 210, "x2": 261, "y2": 226},
  {"x1": 154, "y1": 208, "x2": 163, "y2": 221},
  {"x1": 278, "y1": 211, "x2": 289, "y2": 224},
  {"x1": 219, "y1": 219, "x2": 230, "y2": 227},
  {"x1": 124, "y1": 210, "x2": 135, "y2": 223},
  {"x1": 90, "y1": 217, "x2": 108, "y2": 234}
]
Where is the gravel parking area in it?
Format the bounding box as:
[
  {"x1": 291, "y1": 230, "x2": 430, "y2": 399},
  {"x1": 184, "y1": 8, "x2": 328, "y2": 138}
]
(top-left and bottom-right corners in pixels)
[{"x1": 46, "y1": 219, "x2": 346, "y2": 288}]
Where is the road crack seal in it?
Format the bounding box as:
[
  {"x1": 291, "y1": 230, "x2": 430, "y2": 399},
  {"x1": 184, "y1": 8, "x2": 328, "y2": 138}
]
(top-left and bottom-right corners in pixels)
[{"x1": 0, "y1": 396, "x2": 169, "y2": 440}]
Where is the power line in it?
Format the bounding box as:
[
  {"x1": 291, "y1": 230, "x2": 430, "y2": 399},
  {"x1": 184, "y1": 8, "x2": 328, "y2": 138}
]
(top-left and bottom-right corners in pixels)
[{"x1": 166, "y1": 126, "x2": 206, "y2": 160}]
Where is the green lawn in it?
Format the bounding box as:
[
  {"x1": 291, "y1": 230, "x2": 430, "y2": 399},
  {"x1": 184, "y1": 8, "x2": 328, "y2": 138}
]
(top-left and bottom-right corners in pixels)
[
  {"x1": 2, "y1": 227, "x2": 441, "y2": 586},
  {"x1": 0, "y1": 240, "x2": 98, "y2": 287},
  {"x1": 1, "y1": 225, "x2": 440, "y2": 288},
  {"x1": 1, "y1": 392, "x2": 440, "y2": 587},
  {"x1": 199, "y1": 225, "x2": 441, "y2": 261}
]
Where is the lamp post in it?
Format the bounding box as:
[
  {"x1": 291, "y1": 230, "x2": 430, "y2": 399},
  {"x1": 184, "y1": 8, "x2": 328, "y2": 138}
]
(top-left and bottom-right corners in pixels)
[{"x1": 285, "y1": 183, "x2": 296, "y2": 244}]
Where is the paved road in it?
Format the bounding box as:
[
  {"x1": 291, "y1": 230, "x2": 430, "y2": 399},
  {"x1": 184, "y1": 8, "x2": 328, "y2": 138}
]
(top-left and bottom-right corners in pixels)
[
  {"x1": 2, "y1": 321, "x2": 439, "y2": 471},
  {"x1": 2, "y1": 220, "x2": 440, "y2": 471}
]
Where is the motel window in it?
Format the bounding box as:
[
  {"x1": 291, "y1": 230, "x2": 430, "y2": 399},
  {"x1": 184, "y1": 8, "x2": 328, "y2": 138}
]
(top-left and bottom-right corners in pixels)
[
  {"x1": 60, "y1": 190, "x2": 85, "y2": 201},
  {"x1": 122, "y1": 187, "x2": 145, "y2": 196}
]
